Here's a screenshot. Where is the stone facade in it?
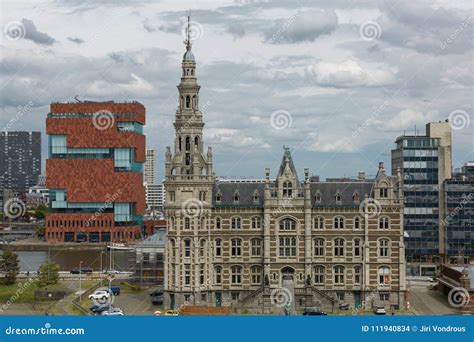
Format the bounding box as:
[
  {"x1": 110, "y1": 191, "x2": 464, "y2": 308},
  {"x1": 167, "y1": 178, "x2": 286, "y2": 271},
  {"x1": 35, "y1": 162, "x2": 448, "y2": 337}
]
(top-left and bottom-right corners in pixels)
[{"x1": 164, "y1": 35, "x2": 406, "y2": 312}]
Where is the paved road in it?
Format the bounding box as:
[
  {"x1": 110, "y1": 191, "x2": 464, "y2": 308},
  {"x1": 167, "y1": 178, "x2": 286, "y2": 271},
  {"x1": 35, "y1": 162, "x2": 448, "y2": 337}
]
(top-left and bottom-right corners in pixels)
[{"x1": 408, "y1": 282, "x2": 458, "y2": 315}]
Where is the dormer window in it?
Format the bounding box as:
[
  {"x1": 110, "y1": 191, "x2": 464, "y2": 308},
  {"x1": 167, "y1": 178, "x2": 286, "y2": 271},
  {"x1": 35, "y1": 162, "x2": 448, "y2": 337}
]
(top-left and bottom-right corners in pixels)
[
  {"x1": 379, "y1": 188, "x2": 388, "y2": 198},
  {"x1": 253, "y1": 190, "x2": 259, "y2": 204},
  {"x1": 315, "y1": 191, "x2": 322, "y2": 203},
  {"x1": 335, "y1": 193, "x2": 342, "y2": 204},
  {"x1": 215, "y1": 191, "x2": 222, "y2": 203},
  {"x1": 233, "y1": 191, "x2": 240, "y2": 203},
  {"x1": 353, "y1": 192, "x2": 360, "y2": 203},
  {"x1": 283, "y1": 181, "x2": 292, "y2": 197}
]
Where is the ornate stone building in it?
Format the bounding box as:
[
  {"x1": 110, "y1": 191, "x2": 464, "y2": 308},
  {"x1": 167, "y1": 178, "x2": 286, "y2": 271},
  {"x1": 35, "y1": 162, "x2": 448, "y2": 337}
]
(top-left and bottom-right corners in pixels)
[{"x1": 164, "y1": 32, "x2": 406, "y2": 312}]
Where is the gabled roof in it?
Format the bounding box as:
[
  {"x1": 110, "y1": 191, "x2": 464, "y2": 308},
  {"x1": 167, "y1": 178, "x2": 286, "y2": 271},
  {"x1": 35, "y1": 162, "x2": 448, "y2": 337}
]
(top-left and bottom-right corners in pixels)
[{"x1": 278, "y1": 147, "x2": 299, "y2": 183}]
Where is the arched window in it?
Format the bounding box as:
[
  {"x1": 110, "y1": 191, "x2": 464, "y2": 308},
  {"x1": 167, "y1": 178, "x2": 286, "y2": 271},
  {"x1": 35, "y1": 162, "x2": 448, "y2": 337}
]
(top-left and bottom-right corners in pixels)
[
  {"x1": 231, "y1": 266, "x2": 242, "y2": 284},
  {"x1": 314, "y1": 266, "x2": 325, "y2": 285},
  {"x1": 214, "y1": 266, "x2": 222, "y2": 284},
  {"x1": 354, "y1": 266, "x2": 361, "y2": 285},
  {"x1": 214, "y1": 239, "x2": 222, "y2": 257},
  {"x1": 194, "y1": 136, "x2": 199, "y2": 147},
  {"x1": 231, "y1": 238, "x2": 241, "y2": 256},
  {"x1": 334, "y1": 266, "x2": 345, "y2": 284},
  {"x1": 335, "y1": 193, "x2": 342, "y2": 203},
  {"x1": 354, "y1": 216, "x2": 361, "y2": 229},
  {"x1": 215, "y1": 217, "x2": 221, "y2": 229},
  {"x1": 231, "y1": 217, "x2": 241, "y2": 229},
  {"x1": 251, "y1": 216, "x2": 262, "y2": 229},
  {"x1": 333, "y1": 216, "x2": 344, "y2": 229},
  {"x1": 314, "y1": 216, "x2": 324, "y2": 229},
  {"x1": 379, "y1": 216, "x2": 390, "y2": 229},
  {"x1": 314, "y1": 238, "x2": 324, "y2": 256},
  {"x1": 334, "y1": 238, "x2": 344, "y2": 256},
  {"x1": 283, "y1": 181, "x2": 292, "y2": 197},
  {"x1": 251, "y1": 266, "x2": 262, "y2": 284},
  {"x1": 353, "y1": 238, "x2": 361, "y2": 257},
  {"x1": 178, "y1": 137, "x2": 182, "y2": 151},
  {"x1": 185, "y1": 136, "x2": 191, "y2": 151},
  {"x1": 378, "y1": 266, "x2": 390, "y2": 285},
  {"x1": 251, "y1": 239, "x2": 262, "y2": 256},
  {"x1": 185, "y1": 95, "x2": 191, "y2": 108},
  {"x1": 191, "y1": 69, "x2": 194, "y2": 76},
  {"x1": 379, "y1": 238, "x2": 390, "y2": 257},
  {"x1": 279, "y1": 218, "x2": 296, "y2": 230}
]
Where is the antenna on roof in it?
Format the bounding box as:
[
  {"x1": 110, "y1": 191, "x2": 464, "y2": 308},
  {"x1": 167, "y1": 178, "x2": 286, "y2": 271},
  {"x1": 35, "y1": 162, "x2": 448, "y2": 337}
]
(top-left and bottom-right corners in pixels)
[{"x1": 74, "y1": 95, "x2": 82, "y2": 103}]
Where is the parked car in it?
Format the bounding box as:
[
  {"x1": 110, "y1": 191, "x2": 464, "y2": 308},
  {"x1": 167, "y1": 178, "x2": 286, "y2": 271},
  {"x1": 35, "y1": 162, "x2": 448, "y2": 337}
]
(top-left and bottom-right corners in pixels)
[
  {"x1": 108, "y1": 286, "x2": 120, "y2": 296},
  {"x1": 303, "y1": 308, "x2": 327, "y2": 316},
  {"x1": 149, "y1": 289, "x2": 163, "y2": 297},
  {"x1": 151, "y1": 294, "x2": 163, "y2": 305},
  {"x1": 374, "y1": 307, "x2": 387, "y2": 315},
  {"x1": 90, "y1": 305, "x2": 113, "y2": 314},
  {"x1": 338, "y1": 303, "x2": 350, "y2": 310},
  {"x1": 70, "y1": 267, "x2": 93, "y2": 274},
  {"x1": 164, "y1": 309, "x2": 179, "y2": 316},
  {"x1": 89, "y1": 290, "x2": 111, "y2": 302},
  {"x1": 102, "y1": 308, "x2": 124, "y2": 316}
]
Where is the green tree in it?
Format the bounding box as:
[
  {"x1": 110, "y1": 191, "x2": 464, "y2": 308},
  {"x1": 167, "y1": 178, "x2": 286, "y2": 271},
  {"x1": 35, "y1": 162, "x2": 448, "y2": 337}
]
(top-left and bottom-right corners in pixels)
[
  {"x1": 0, "y1": 248, "x2": 20, "y2": 285},
  {"x1": 34, "y1": 204, "x2": 47, "y2": 220},
  {"x1": 37, "y1": 261, "x2": 59, "y2": 287}
]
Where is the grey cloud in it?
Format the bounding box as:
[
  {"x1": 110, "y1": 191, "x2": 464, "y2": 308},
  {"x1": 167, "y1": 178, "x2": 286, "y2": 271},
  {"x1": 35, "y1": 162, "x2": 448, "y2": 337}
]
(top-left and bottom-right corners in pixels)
[
  {"x1": 21, "y1": 18, "x2": 56, "y2": 46},
  {"x1": 227, "y1": 24, "x2": 246, "y2": 39},
  {"x1": 67, "y1": 36, "x2": 84, "y2": 44},
  {"x1": 264, "y1": 9, "x2": 338, "y2": 44}
]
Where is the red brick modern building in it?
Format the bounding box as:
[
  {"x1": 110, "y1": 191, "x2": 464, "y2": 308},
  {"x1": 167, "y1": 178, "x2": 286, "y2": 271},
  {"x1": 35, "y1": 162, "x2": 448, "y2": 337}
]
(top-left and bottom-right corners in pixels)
[{"x1": 45, "y1": 101, "x2": 146, "y2": 243}]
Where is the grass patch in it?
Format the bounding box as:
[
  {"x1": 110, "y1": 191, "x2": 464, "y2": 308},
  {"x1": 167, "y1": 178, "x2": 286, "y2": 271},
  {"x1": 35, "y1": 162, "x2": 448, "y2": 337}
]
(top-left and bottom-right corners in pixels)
[{"x1": 0, "y1": 282, "x2": 39, "y2": 303}]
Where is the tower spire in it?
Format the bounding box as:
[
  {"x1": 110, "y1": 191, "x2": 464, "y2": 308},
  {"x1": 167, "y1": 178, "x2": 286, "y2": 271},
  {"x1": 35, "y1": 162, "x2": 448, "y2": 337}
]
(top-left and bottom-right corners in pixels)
[{"x1": 185, "y1": 11, "x2": 191, "y2": 50}]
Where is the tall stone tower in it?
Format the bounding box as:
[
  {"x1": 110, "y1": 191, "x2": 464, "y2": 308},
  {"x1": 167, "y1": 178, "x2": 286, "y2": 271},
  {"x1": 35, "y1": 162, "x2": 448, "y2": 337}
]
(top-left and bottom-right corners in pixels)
[{"x1": 164, "y1": 16, "x2": 214, "y2": 308}]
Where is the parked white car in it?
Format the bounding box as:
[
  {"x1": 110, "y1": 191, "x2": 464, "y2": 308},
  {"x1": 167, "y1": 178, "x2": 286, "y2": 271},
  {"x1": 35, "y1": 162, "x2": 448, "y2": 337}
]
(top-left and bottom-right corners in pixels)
[
  {"x1": 89, "y1": 290, "x2": 111, "y2": 302},
  {"x1": 102, "y1": 308, "x2": 124, "y2": 316}
]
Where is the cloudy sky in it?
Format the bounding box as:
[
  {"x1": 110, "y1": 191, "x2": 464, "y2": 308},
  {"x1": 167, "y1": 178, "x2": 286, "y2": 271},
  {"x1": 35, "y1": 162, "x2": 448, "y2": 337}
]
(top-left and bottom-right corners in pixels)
[{"x1": 1, "y1": 0, "x2": 472, "y2": 181}]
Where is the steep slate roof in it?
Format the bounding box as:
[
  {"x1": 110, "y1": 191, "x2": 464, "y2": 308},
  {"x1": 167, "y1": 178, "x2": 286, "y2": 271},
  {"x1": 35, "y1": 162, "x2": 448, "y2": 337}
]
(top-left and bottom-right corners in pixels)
[
  {"x1": 310, "y1": 181, "x2": 373, "y2": 207},
  {"x1": 213, "y1": 181, "x2": 265, "y2": 207},
  {"x1": 278, "y1": 147, "x2": 299, "y2": 183},
  {"x1": 135, "y1": 229, "x2": 167, "y2": 247}
]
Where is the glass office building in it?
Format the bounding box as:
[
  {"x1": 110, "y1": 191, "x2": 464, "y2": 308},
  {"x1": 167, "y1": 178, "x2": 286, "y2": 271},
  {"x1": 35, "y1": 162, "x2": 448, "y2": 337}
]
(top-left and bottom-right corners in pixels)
[
  {"x1": 445, "y1": 163, "x2": 474, "y2": 263},
  {"x1": 391, "y1": 122, "x2": 452, "y2": 276}
]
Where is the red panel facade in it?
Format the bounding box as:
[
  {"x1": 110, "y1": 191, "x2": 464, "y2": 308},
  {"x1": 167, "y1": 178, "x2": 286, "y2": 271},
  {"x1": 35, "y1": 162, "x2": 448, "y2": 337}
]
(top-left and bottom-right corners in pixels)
[{"x1": 45, "y1": 101, "x2": 146, "y2": 243}]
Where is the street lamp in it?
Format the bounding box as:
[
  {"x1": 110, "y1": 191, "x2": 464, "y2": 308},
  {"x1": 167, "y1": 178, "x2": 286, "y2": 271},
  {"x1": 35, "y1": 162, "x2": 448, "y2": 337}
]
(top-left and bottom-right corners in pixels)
[
  {"x1": 99, "y1": 251, "x2": 103, "y2": 285},
  {"x1": 79, "y1": 261, "x2": 83, "y2": 301}
]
